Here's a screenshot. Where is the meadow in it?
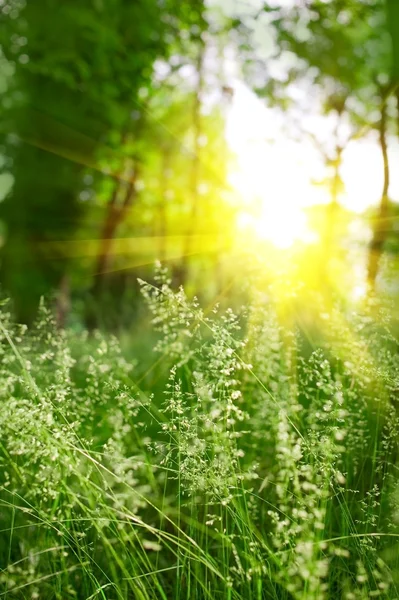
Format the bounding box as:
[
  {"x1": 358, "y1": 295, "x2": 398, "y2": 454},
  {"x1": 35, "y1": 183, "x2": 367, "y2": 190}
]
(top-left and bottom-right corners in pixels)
[
  {"x1": 0, "y1": 265, "x2": 398, "y2": 599},
  {"x1": 1, "y1": 2, "x2": 399, "y2": 597}
]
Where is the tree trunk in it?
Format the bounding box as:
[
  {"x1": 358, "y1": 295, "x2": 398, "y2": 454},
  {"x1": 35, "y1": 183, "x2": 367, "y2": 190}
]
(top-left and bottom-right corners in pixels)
[
  {"x1": 86, "y1": 169, "x2": 137, "y2": 330},
  {"x1": 55, "y1": 273, "x2": 70, "y2": 329},
  {"x1": 91, "y1": 167, "x2": 137, "y2": 296},
  {"x1": 386, "y1": 0, "x2": 399, "y2": 135},
  {"x1": 367, "y1": 100, "x2": 390, "y2": 292},
  {"x1": 91, "y1": 200, "x2": 123, "y2": 296},
  {"x1": 178, "y1": 42, "x2": 205, "y2": 285},
  {"x1": 158, "y1": 149, "x2": 170, "y2": 263}
]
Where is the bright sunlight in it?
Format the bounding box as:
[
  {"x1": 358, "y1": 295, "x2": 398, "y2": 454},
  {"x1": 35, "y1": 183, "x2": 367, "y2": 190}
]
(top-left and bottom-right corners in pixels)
[
  {"x1": 3, "y1": 1, "x2": 399, "y2": 599},
  {"x1": 237, "y1": 198, "x2": 315, "y2": 249},
  {"x1": 226, "y1": 81, "x2": 399, "y2": 249}
]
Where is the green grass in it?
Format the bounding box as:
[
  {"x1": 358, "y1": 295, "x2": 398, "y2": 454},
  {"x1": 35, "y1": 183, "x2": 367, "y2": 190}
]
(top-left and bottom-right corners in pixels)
[{"x1": 0, "y1": 271, "x2": 399, "y2": 599}]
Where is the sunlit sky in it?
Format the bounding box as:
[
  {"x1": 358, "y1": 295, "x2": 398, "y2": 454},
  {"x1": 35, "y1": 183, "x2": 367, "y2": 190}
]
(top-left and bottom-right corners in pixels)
[
  {"x1": 224, "y1": 80, "x2": 399, "y2": 247},
  {"x1": 206, "y1": 0, "x2": 399, "y2": 247},
  {"x1": 226, "y1": 80, "x2": 399, "y2": 213}
]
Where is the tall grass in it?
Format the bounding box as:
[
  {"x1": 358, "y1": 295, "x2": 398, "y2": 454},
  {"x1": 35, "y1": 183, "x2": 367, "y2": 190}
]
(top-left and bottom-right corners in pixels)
[{"x1": 0, "y1": 269, "x2": 399, "y2": 599}]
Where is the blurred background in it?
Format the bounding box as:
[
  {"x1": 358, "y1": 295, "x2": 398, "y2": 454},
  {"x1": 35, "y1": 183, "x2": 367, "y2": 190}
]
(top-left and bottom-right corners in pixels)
[{"x1": 0, "y1": 0, "x2": 399, "y2": 334}]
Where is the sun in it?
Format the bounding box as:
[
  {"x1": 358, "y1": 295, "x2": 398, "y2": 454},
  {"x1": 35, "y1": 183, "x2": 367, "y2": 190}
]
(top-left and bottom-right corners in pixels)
[
  {"x1": 226, "y1": 80, "x2": 394, "y2": 252},
  {"x1": 254, "y1": 203, "x2": 313, "y2": 249},
  {"x1": 229, "y1": 137, "x2": 322, "y2": 250},
  {"x1": 237, "y1": 199, "x2": 317, "y2": 249}
]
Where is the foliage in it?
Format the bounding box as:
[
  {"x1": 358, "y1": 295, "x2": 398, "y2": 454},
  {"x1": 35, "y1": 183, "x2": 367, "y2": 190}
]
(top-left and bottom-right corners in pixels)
[
  {"x1": 0, "y1": 0, "x2": 211, "y2": 323},
  {"x1": 0, "y1": 271, "x2": 399, "y2": 598}
]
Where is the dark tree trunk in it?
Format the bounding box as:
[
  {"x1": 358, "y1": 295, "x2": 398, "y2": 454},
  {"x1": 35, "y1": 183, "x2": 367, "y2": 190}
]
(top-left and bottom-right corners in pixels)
[
  {"x1": 91, "y1": 167, "x2": 137, "y2": 296},
  {"x1": 55, "y1": 273, "x2": 70, "y2": 328},
  {"x1": 86, "y1": 161, "x2": 137, "y2": 330},
  {"x1": 367, "y1": 100, "x2": 390, "y2": 292},
  {"x1": 178, "y1": 42, "x2": 204, "y2": 285},
  {"x1": 158, "y1": 149, "x2": 170, "y2": 263},
  {"x1": 386, "y1": 0, "x2": 399, "y2": 135}
]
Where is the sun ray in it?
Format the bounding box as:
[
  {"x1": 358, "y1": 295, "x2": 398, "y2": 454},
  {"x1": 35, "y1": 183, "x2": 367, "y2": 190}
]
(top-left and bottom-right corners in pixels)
[
  {"x1": 19, "y1": 108, "x2": 139, "y2": 183},
  {"x1": 39, "y1": 234, "x2": 225, "y2": 260}
]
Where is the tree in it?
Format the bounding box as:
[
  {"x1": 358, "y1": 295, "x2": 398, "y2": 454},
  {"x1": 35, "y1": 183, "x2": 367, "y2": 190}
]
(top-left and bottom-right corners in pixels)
[
  {"x1": 232, "y1": 0, "x2": 394, "y2": 292},
  {"x1": 366, "y1": 86, "x2": 392, "y2": 291},
  {"x1": 0, "y1": 0, "x2": 210, "y2": 324}
]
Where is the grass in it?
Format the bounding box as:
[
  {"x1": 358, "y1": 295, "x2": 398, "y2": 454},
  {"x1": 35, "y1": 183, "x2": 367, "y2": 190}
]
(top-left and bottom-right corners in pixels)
[{"x1": 0, "y1": 268, "x2": 399, "y2": 599}]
